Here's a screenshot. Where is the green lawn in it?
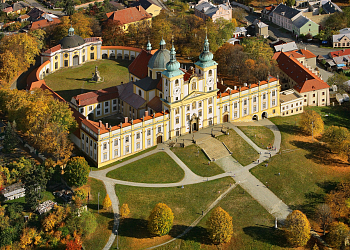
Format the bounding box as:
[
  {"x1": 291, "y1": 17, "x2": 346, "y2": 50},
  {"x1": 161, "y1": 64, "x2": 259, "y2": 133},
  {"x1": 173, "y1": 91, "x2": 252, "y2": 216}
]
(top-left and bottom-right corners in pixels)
[
  {"x1": 44, "y1": 59, "x2": 130, "y2": 101},
  {"x1": 91, "y1": 146, "x2": 157, "y2": 171},
  {"x1": 171, "y1": 145, "x2": 225, "y2": 177},
  {"x1": 106, "y1": 152, "x2": 185, "y2": 183},
  {"x1": 218, "y1": 129, "x2": 259, "y2": 166},
  {"x1": 250, "y1": 114, "x2": 349, "y2": 219},
  {"x1": 83, "y1": 177, "x2": 113, "y2": 250},
  {"x1": 238, "y1": 126, "x2": 275, "y2": 149},
  {"x1": 112, "y1": 177, "x2": 234, "y2": 250}
]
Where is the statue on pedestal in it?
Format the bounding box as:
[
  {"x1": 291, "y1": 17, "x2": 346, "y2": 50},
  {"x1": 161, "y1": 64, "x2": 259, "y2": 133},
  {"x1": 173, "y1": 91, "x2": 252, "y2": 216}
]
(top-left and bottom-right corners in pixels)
[{"x1": 91, "y1": 66, "x2": 102, "y2": 82}]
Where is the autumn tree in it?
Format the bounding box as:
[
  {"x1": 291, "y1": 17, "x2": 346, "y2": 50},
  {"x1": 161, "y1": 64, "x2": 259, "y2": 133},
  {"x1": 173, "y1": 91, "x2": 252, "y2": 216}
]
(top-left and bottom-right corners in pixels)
[
  {"x1": 64, "y1": 157, "x2": 90, "y2": 187},
  {"x1": 148, "y1": 203, "x2": 174, "y2": 236},
  {"x1": 66, "y1": 211, "x2": 97, "y2": 236},
  {"x1": 102, "y1": 20, "x2": 126, "y2": 46},
  {"x1": 2, "y1": 121, "x2": 18, "y2": 153},
  {"x1": 283, "y1": 210, "x2": 311, "y2": 247},
  {"x1": 299, "y1": 110, "x2": 324, "y2": 137},
  {"x1": 0, "y1": 50, "x2": 20, "y2": 85},
  {"x1": 323, "y1": 126, "x2": 350, "y2": 160},
  {"x1": 19, "y1": 228, "x2": 41, "y2": 249},
  {"x1": 28, "y1": 29, "x2": 46, "y2": 51},
  {"x1": 327, "y1": 73, "x2": 348, "y2": 93},
  {"x1": 325, "y1": 182, "x2": 350, "y2": 220},
  {"x1": 119, "y1": 203, "x2": 130, "y2": 219},
  {"x1": 206, "y1": 206, "x2": 233, "y2": 244},
  {"x1": 327, "y1": 222, "x2": 350, "y2": 249},
  {"x1": 66, "y1": 236, "x2": 82, "y2": 250},
  {"x1": 103, "y1": 194, "x2": 112, "y2": 210},
  {"x1": 315, "y1": 203, "x2": 333, "y2": 235}
]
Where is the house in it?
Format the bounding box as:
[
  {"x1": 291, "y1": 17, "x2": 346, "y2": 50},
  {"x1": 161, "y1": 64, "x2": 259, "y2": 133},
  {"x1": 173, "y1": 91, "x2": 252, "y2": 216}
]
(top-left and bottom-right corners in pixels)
[
  {"x1": 131, "y1": 0, "x2": 162, "y2": 17},
  {"x1": 0, "y1": 2, "x2": 10, "y2": 11},
  {"x1": 273, "y1": 51, "x2": 330, "y2": 106},
  {"x1": 26, "y1": 8, "x2": 45, "y2": 21},
  {"x1": 3, "y1": 6, "x2": 13, "y2": 15},
  {"x1": 12, "y1": 1, "x2": 30, "y2": 14},
  {"x1": 279, "y1": 89, "x2": 304, "y2": 116},
  {"x1": 18, "y1": 14, "x2": 30, "y2": 22},
  {"x1": 194, "y1": 0, "x2": 232, "y2": 22},
  {"x1": 233, "y1": 27, "x2": 247, "y2": 38},
  {"x1": 292, "y1": 15, "x2": 319, "y2": 36},
  {"x1": 227, "y1": 37, "x2": 240, "y2": 45},
  {"x1": 29, "y1": 17, "x2": 61, "y2": 30},
  {"x1": 328, "y1": 49, "x2": 350, "y2": 70},
  {"x1": 271, "y1": 4, "x2": 302, "y2": 32},
  {"x1": 106, "y1": 6, "x2": 152, "y2": 31},
  {"x1": 274, "y1": 41, "x2": 298, "y2": 52},
  {"x1": 321, "y1": 0, "x2": 342, "y2": 14},
  {"x1": 332, "y1": 34, "x2": 350, "y2": 48},
  {"x1": 261, "y1": 5, "x2": 275, "y2": 21},
  {"x1": 1, "y1": 182, "x2": 25, "y2": 201},
  {"x1": 253, "y1": 19, "x2": 269, "y2": 38}
]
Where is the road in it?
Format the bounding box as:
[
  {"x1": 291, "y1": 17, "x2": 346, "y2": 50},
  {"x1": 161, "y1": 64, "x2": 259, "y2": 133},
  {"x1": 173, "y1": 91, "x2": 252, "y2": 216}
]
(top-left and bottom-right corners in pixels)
[{"x1": 24, "y1": 0, "x2": 64, "y2": 15}]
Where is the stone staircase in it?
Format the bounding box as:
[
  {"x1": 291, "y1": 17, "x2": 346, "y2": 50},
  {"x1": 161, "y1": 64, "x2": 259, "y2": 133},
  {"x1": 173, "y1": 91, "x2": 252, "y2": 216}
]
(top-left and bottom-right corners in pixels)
[{"x1": 196, "y1": 137, "x2": 231, "y2": 161}]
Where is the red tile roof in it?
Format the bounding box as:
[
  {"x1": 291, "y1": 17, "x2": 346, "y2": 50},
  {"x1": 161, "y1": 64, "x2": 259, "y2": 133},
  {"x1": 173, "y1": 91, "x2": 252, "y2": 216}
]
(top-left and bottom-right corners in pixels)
[
  {"x1": 72, "y1": 86, "x2": 120, "y2": 106},
  {"x1": 329, "y1": 48, "x2": 350, "y2": 58},
  {"x1": 299, "y1": 49, "x2": 316, "y2": 59},
  {"x1": 43, "y1": 44, "x2": 61, "y2": 54},
  {"x1": 128, "y1": 49, "x2": 154, "y2": 79},
  {"x1": 30, "y1": 18, "x2": 61, "y2": 30},
  {"x1": 147, "y1": 96, "x2": 162, "y2": 112},
  {"x1": 106, "y1": 6, "x2": 152, "y2": 25},
  {"x1": 274, "y1": 52, "x2": 329, "y2": 93},
  {"x1": 4, "y1": 7, "x2": 13, "y2": 13}
]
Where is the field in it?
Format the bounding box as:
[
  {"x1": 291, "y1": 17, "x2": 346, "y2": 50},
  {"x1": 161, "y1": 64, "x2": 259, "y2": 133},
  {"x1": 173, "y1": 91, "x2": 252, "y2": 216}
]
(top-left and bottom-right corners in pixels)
[
  {"x1": 171, "y1": 145, "x2": 225, "y2": 177},
  {"x1": 238, "y1": 126, "x2": 275, "y2": 149},
  {"x1": 106, "y1": 152, "x2": 185, "y2": 183},
  {"x1": 218, "y1": 129, "x2": 259, "y2": 166},
  {"x1": 44, "y1": 59, "x2": 130, "y2": 101}
]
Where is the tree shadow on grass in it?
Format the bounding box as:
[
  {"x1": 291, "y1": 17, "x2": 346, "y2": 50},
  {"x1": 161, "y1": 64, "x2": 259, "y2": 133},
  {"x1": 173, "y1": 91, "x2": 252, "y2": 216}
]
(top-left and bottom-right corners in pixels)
[
  {"x1": 290, "y1": 140, "x2": 349, "y2": 167},
  {"x1": 289, "y1": 191, "x2": 325, "y2": 218},
  {"x1": 274, "y1": 124, "x2": 302, "y2": 136},
  {"x1": 243, "y1": 226, "x2": 288, "y2": 247}
]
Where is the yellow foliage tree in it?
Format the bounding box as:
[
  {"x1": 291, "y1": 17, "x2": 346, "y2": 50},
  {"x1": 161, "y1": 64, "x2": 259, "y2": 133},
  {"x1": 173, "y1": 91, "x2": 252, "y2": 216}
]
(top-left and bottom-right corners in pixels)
[
  {"x1": 0, "y1": 50, "x2": 20, "y2": 85},
  {"x1": 206, "y1": 206, "x2": 233, "y2": 244},
  {"x1": 327, "y1": 221, "x2": 350, "y2": 249},
  {"x1": 20, "y1": 228, "x2": 40, "y2": 248},
  {"x1": 103, "y1": 194, "x2": 112, "y2": 210},
  {"x1": 283, "y1": 210, "x2": 311, "y2": 247},
  {"x1": 148, "y1": 203, "x2": 174, "y2": 236},
  {"x1": 299, "y1": 110, "x2": 324, "y2": 137},
  {"x1": 42, "y1": 213, "x2": 57, "y2": 232},
  {"x1": 119, "y1": 203, "x2": 130, "y2": 219},
  {"x1": 323, "y1": 126, "x2": 350, "y2": 160}
]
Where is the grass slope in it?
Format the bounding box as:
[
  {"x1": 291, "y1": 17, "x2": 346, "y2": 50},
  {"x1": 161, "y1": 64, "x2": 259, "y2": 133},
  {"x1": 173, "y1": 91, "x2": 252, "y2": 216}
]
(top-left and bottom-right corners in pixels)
[
  {"x1": 44, "y1": 60, "x2": 130, "y2": 101},
  {"x1": 218, "y1": 129, "x2": 259, "y2": 166},
  {"x1": 171, "y1": 145, "x2": 224, "y2": 177},
  {"x1": 106, "y1": 152, "x2": 184, "y2": 183},
  {"x1": 238, "y1": 126, "x2": 275, "y2": 149}
]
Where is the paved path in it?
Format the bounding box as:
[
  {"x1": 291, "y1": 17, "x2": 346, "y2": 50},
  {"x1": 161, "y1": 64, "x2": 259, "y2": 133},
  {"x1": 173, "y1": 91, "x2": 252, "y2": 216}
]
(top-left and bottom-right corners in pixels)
[{"x1": 90, "y1": 119, "x2": 293, "y2": 249}]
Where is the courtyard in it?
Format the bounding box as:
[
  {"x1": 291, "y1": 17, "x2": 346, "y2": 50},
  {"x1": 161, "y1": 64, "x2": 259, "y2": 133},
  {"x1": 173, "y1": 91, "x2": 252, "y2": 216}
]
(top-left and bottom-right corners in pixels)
[{"x1": 44, "y1": 59, "x2": 131, "y2": 102}]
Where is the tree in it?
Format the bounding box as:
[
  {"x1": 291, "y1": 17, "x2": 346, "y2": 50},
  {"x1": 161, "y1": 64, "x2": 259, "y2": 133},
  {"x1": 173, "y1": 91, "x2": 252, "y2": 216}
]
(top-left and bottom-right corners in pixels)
[
  {"x1": 206, "y1": 206, "x2": 233, "y2": 244},
  {"x1": 67, "y1": 211, "x2": 97, "y2": 236},
  {"x1": 285, "y1": 0, "x2": 296, "y2": 7},
  {"x1": 327, "y1": 222, "x2": 350, "y2": 249},
  {"x1": 283, "y1": 210, "x2": 311, "y2": 247},
  {"x1": 102, "y1": 20, "x2": 126, "y2": 46},
  {"x1": 119, "y1": 203, "x2": 130, "y2": 219},
  {"x1": 64, "y1": 157, "x2": 89, "y2": 187},
  {"x1": 299, "y1": 110, "x2": 324, "y2": 137},
  {"x1": 2, "y1": 121, "x2": 18, "y2": 153},
  {"x1": 148, "y1": 203, "x2": 174, "y2": 236},
  {"x1": 325, "y1": 182, "x2": 350, "y2": 220},
  {"x1": 0, "y1": 50, "x2": 20, "y2": 84},
  {"x1": 323, "y1": 126, "x2": 350, "y2": 160},
  {"x1": 22, "y1": 164, "x2": 48, "y2": 211},
  {"x1": 63, "y1": 0, "x2": 75, "y2": 15},
  {"x1": 327, "y1": 73, "x2": 349, "y2": 93},
  {"x1": 29, "y1": 29, "x2": 46, "y2": 51},
  {"x1": 66, "y1": 236, "x2": 82, "y2": 250},
  {"x1": 103, "y1": 194, "x2": 112, "y2": 210},
  {"x1": 315, "y1": 203, "x2": 333, "y2": 235}
]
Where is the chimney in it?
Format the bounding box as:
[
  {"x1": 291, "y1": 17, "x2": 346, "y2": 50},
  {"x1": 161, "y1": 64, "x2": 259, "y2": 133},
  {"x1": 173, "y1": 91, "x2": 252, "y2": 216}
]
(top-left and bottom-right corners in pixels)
[
  {"x1": 124, "y1": 117, "x2": 128, "y2": 123},
  {"x1": 249, "y1": 83, "x2": 251, "y2": 88},
  {"x1": 99, "y1": 120, "x2": 102, "y2": 127},
  {"x1": 106, "y1": 122, "x2": 108, "y2": 128},
  {"x1": 258, "y1": 80, "x2": 261, "y2": 86},
  {"x1": 145, "y1": 110, "x2": 149, "y2": 116},
  {"x1": 234, "y1": 86, "x2": 237, "y2": 90},
  {"x1": 244, "y1": 83, "x2": 247, "y2": 87}
]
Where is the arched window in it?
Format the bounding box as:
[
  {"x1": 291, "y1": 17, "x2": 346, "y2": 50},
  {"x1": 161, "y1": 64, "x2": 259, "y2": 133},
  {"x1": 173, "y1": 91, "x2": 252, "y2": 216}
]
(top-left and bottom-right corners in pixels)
[
  {"x1": 175, "y1": 108, "x2": 179, "y2": 115},
  {"x1": 208, "y1": 98, "x2": 212, "y2": 104},
  {"x1": 175, "y1": 79, "x2": 179, "y2": 87},
  {"x1": 192, "y1": 81, "x2": 196, "y2": 90},
  {"x1": 192, "y1": 102, "x2": 196, "y2": 109},
  {"x1": 208, "y1": 70, "x2": 213, "y2": 77}
]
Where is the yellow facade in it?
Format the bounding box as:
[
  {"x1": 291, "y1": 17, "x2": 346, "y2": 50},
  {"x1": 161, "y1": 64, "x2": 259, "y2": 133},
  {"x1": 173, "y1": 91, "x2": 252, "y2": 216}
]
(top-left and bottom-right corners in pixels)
[{"x1": 145, "y1": 4, "x2": 162, "y2": 17}]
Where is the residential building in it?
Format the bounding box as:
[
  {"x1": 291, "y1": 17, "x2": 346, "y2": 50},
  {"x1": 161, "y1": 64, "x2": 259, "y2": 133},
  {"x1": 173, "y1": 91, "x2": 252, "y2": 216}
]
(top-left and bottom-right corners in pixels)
[
  {"x1": 261, "y1": 5, "x2": 275, "y2": 21},
  {"x1": 271, "y1": 4, "x2": 302, "y2": 31},
  {"x1": 292, "y1": 15, "x2": 319, "y2": 36},
  {"x1": 273, "y1": 41, "x2": 298, "y2": 52},
  {"x1": 328, "y1": 49, "x2": 350, "y2": 70},
  {"x1": 279, "y1": 89, "x2": 304, "y2": 116},
  {"x1": 18, "y1": 14, "x2": 30, "y2": 22},
  {"x1": 273, "y1": 51, "x2": 330, "y2": 106},
  {"x1": 194, "y1": 0, "x2": 232, "y2": 22},
  {"x1": 1, "y1": 182, "x2": 25, "y2": 201},
  {"x1": 131, "y1": 0, "x2": 162, "y2": 17},
  {"x1": 29, "y1": 17, "x2": 61, "y2": 30},
  {"x1": 106, "y1": 6, "x2": 152, "y2": 31},
  {"x1": 233, "y1": 27, "x2": 247, "y2": 38},
  {"x1": 253, "y1": 19, "x2": 269, "y2": 38}
]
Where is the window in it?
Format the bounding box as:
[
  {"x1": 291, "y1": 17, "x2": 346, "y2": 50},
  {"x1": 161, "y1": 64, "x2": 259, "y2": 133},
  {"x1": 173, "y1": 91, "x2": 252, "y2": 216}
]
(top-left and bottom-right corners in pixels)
[
  {"x1": 176, "y1": 117, "x2": 179, "y2": 124},
  {"x1": 291, "y1": 104, "x2": 293, "y2": 108},
  {"x1": 243, "y1": 100, "x2": 247, "y2": 105},
  {"x1": 187, "y1": 114, "x2": 190, "y2": 120},
  {"x1": 209, "y1": 107, "x2": 212, "y2": 114},
  {"x1": 91, "y1": 46, "x2": 94, "y2": 50},
  {"x1": 97, "y1": 104, "x2": 101, "y2": 109},
  {"x1": 64, "y1": 53, "x2": 68, "y2": 58},
  {"x1": 105, "y1": 108, "x2": 109, "y2": 113},
  {"x1": 105, "y1": 102, "x2": 109, "y2": 107},
  {"x1": 253, "y1": 96, "x2": 257, "y2": 102},
  {"x1": 82, "y1": 144, "x2": 84, "y2": 150},
  {"x1": 126, "y1": 146, "x2": 129, "y2": 153},
  {"x1": 97, "y1": 110, "x2": 101, "y2": 115},
  {"x1": 313, "y1": 94, "x2": 316, "y2": 97},
  {"x1": 322, "y1": 92, "x2": 325, "y2": 95},
  {"x1": 198, "y1": 102, "x2": 202, "y2": 108},
  {"x1": 139, "y1": 90, "x2": 142, "y2": 96},
  {"x1": 234, "y1": 103, "x2": 237, "y2": 108},
  {"x1": 113, "y1": 106, "x2": 117, "y2": 111},
  {"x1": 90, "y1": 140, "x2": 92, "y2": 147},
  {"x1": 64, "y1": 60, "x2": 68, "y2": 67},
  {"x1": 90, "y1": 53, "x2": 94, "y2": 60},
  {"x1": 82, "y1": 134, "x2": 84, "y2": 140},
  {"x1": 296, "y1": 102, "x2": 298, "y2": 106},
  {"x1": 192, "y1": 81, "x2": 196, "y2": 90},
  {"x1": 79, "y1": 108, "x2": 84, "y2": 114},
  {"x1": 103, "y1": 143, "x2": 107, "y2": 150},
  {"x1": 263, "y1": 103, "x2": 266, "y2": 109},
  {"x1": 175, "y1": 108, "x2": 179, "y2": 115},
  {"x1": 125, "y1": 136, "x2": 129, "y2": 142},
  {"x1": 208, "y1": 98, "x2": 212, "y2": 104},
  {"x1": 199, "y1": 110, "x2": 202, "y2": 116},
  {"x1": 322, "y1": 99, "x2": 325, "y2": 102},
  {"x1": 103, "y1": 153, "x2": 107, "y2": 160},
  {"x1": 209, "y1": 118, "x2": 212, "y2": 126},
  {"x1": 273, "y1": 109, "x2": 275, "y2": 114},
  {"x1": 86, "y1": 137, "x2": 88, "y2": 143},
  {"x1": 243, "y1": 108, "x2": 247, "y2": 115},
  {"x1": 313, "y1": 100, "x2": 316, "y2": 104},
  {"x1": 175, "y1": 79, "x2": 179, "y2": 87},
  {"x1": 224, "y1": 105, "x2": 228, "y2": 112},
  {"x1": 147, "y1": 139, "x2": 151, "y2": 146},
  {"x1": 187, "y1": 105, "x2": 190, "y2": 111},
  {"x1": 147, "y1": 129, "x2": 151, "y2": 136},
  {"x1": 114, "y1": 149, "x2": 118, "y2": 157},
  {"x1": 234, "y1": 111, "x2": 237, "y2": 118},
  {"x1": 136, "y1": 133, "x2": 140, "y2": 139},
  {"x1": 94, "y1": 154, "x2": 96, "y2": 160},
  {"x1": 304, "y1": 99, "x2": 307, "y2": 102},
  {"x1": 114, "y1": 140, "x2": 118, "y2": 146},
  {"x1": 94, "y1": 143, "x2": 97, "y2": 150},
  {"x1": 136, "y1": 142, "x2": 140, "y2": 149},
  {"x1": 176, "y1": 130, "x2": 180, "y2": 136},
  {"x1": 55, "y1": 62, "x2": 58, "y2": 69},
  {"x1": 272, "y1": 99, "x2": 276, "y2": 106},
  {"x1": 192, "y1": 102, "x2": 196, "y2": 109},
  {"x1": 253, "y1": 105, "x2": 257, "y2": 112},
  {"x1": 89, "y1": 106, "x2": 93, "y2": 111},
  {"x1": 208, "y1": 69, "x2": 213, "y2": 76},
  {"x1": 158, "y1": 126, "x2": 161, "y2": 133},
  {"x1": 272, "y1": 91, "x2": 276, "y2": 97},
  {"x1": 263, "y1": 94, "x2": 266, "y2": 100},
  {"x1": 82, "y1": 55, "x2": 85, "y2": 62}
]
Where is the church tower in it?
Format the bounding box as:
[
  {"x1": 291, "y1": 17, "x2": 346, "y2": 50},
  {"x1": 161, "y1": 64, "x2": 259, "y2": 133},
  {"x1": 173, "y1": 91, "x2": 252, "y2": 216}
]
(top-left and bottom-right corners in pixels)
[
  {"x1": 194, "y1": 34, "x2": 218, "y2": 92},
  {"x1": 162, "y1": 42, "x2": 184, "y2": 105}
]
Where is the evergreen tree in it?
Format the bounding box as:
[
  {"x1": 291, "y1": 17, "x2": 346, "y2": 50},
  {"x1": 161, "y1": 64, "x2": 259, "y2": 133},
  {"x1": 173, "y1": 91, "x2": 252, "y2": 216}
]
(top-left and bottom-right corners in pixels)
[
  {"x1": 206, "y1": 206, "x2": 233, "y2": 244},
  {"x1": 63, "y1": 0, "x2": 75, "y2": 16},
  {"x1": 148, "y1": 203, "x2": 174, "y2": 236},
  {"x1": 3, "y1": 121, "x2": 18, "y2": 153}
]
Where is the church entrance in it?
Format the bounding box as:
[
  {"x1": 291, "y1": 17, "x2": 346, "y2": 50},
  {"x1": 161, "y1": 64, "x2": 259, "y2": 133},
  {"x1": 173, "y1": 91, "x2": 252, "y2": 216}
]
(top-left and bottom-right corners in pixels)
[
  {"x1": 252, "y1": 114, "x2": 258, "y2": 121},
  {"x1": 223, "y1": 114, "x2": 229, "y2": 123},
  {"x1": 157, "y1": 136, "x2": 163, "y2": 144},
  {"x1": 73, "y1": 55, "x2": 79, "y2": 66},
  {"x1": 192, "y1": 122, "x2": 197, "y2": 132},
  {"x1": 190, "y1": 114, "x2": 199, "y2": 133},
  {"x1": 110, "y1": 53, "x2": 115, "y2": 60},
  {"x1": 262, "y1": 112, "x2": 268, "y2": 119}
]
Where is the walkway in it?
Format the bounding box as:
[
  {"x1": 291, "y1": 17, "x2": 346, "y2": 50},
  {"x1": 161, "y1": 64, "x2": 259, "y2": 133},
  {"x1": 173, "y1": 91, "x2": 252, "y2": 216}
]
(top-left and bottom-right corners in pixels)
[{"x1": 90, "y1": 119, "x2": 293, "y2": 249}]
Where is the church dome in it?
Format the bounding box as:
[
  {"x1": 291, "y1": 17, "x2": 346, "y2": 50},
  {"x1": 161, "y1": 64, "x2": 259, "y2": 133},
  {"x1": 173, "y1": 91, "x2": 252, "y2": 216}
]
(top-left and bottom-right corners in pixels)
[
  {"x1": 199, "y1": 37, "x2": 213, "y2": 63},
  {"x1": 166, "y1": 45, "x2": 180, "y2": 72},
  {"x1": 147, "y1": 39, "x2": 170, "y2": 69},
  {"x1": 59, "y1": 27, "x2": 85, "y2": 49}
]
